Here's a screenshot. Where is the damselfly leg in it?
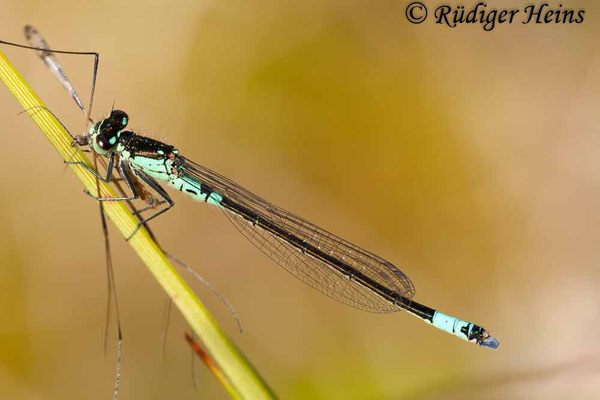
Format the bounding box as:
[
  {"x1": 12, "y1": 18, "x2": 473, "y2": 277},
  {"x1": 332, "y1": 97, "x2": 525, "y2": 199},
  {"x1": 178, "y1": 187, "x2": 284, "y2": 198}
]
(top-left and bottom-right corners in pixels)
[
  {"x1": 94, "y1": 153, "x2": 122, "y2": 400},
  {"x1": 97, "y1": 155, "x2": 243, "y2": 332},
  {"x1": 77, "y1": 159, "x2": 176, "y2": 240},
  {"x1": 19, "y1": 26, "x2": 124, "y2": 400}
]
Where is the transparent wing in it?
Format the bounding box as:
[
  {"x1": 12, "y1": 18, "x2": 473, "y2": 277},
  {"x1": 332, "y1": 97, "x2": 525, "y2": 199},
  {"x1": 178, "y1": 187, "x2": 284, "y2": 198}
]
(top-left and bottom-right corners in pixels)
[{"x1": 180, "y1": 158, "x2": 415, "y2": 313}]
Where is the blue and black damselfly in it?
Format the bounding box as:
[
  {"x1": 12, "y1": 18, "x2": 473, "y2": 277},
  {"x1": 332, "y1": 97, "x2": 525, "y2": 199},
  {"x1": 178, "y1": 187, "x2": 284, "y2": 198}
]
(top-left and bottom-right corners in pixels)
[{"x1": 0, "y1": 28, "x2": 499, "y2": 350}]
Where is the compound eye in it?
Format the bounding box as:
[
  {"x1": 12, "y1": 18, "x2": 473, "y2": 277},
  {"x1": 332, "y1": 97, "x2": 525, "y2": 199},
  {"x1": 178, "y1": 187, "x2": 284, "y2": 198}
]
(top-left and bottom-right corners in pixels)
[
  {"x1": 109, "y1": 110, "x2": 129, "y2": 130},
  {"x1": 96, "y1": 134, "x2": 113, "y2": 151}
]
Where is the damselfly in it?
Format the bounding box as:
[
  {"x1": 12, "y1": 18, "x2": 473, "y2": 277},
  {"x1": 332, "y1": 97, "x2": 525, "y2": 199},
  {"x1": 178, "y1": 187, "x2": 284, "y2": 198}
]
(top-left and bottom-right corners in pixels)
[{"x1": 1, "y1": 28, "x2": 499, "y2": 349}]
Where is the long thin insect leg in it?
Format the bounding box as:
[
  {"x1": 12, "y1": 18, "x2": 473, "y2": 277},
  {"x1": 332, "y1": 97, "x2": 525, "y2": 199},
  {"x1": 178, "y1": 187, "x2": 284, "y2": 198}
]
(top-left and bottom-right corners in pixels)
[
  {"x1": 84, "y1": 160, "x2": 139, "y2": 201},
  {"x1": 101, "y1": 163, "x2": 244, "y2": 362},
  {"x1": 99, "y1": 189, "x2": 123, "y2": 400},
  {"x1": 0, "y1": 38, "x2": 99, "y2": 69},
  {"x1": 107, "y1": 164, "x2": 243, "y2": 332},
  {"x1": 67, "y1": 152, "x2": 116, "y2": 183},
  {"x1": 105, "y1": 172, "x2": 176, "y2": 352},
  {"x1": 124, "y1": 170, "x2": 174, "y2": 240},
  {"x1": 93, "y1": 154, "x2": 123, "y2": 400},
  {"x1": 113, "y1": 330, "x2": 122, "y2": 400},
  {"x1": 131, "y1": 201, "x2": 167, "y2": 217},
  {"x1": 160, "y1": 297, "x2": 172, "y2": 357},
  {"x1": 20, "y1": 26, "x2": 125, "y2": 393},
  {"x1": 100, "y1": 161, "x2": 244, "y2": 340},
  {"x1": 85, "y1": 42, "x2": 99, "y2": 120},
  {"x1": 158, "y1": 253, "x2": 244, "y2": 350},
  {"x1": 104, "y1": 257, "x2": 113, "y2": 356},
  {"x1": 167, "y1": 253, "x2": 243, "y2": 333}
]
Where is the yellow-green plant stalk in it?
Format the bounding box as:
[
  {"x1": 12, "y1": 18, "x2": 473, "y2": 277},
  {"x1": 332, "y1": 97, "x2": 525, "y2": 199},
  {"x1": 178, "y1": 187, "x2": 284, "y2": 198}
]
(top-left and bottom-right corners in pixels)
[
  {"x1": 184, "y1": 332, "x2": 241, "y2": 399},
  {"x1": 0, "y1": 48, "x2": 274, "y2": 400}
]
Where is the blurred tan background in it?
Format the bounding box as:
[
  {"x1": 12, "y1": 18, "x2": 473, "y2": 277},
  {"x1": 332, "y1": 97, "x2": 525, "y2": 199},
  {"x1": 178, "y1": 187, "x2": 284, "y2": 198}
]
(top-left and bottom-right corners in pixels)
[{"x1": 1, "y1": 0, "x2": 599, "y2": 399}]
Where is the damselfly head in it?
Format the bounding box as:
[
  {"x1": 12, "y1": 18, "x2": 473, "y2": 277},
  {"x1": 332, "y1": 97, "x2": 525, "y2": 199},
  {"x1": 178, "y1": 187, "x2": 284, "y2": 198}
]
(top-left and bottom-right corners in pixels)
[
  {"x1": 105, "y1": 110, "x2": 129, "y2": 132},
  {"x1": 91, "y1": 110, "x2": 129, "y2": 154}
]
